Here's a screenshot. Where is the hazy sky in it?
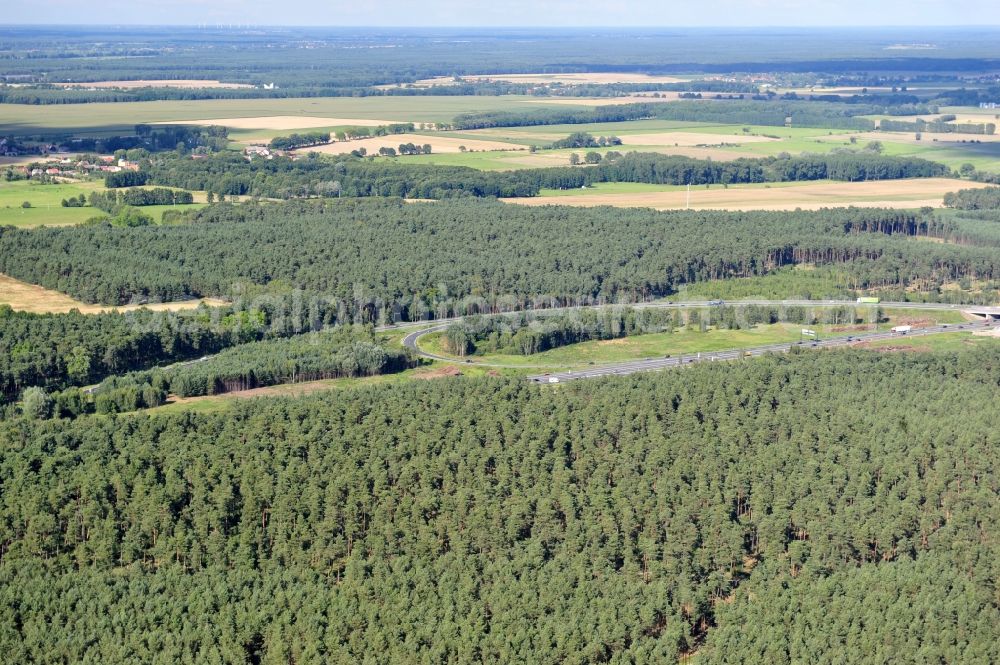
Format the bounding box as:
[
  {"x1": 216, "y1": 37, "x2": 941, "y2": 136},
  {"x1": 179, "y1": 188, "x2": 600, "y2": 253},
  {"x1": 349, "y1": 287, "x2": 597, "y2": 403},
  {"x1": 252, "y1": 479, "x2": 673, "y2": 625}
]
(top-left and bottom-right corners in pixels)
[{"x1": 6, "y1": 0, "x2": 1000, "y2": 27}]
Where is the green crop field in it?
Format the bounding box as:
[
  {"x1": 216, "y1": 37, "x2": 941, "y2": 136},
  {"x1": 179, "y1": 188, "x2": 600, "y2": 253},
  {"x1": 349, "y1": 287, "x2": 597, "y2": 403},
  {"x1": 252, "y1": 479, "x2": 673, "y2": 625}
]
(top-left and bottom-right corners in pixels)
[
  {"x1": 0, "y1": 180, "x2": 206, "y2": 227},
  {"x1": 0, "y1": 180, "x2": 104, "y2": 226}
]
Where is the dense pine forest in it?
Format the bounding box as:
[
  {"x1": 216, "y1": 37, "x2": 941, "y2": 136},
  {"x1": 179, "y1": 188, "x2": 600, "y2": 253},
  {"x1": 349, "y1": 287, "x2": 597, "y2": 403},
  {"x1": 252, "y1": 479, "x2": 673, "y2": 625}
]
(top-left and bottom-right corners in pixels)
[
  {"x1": 0, "y1": 306, "x2": 269, "y2": 405},
  {"x1": 4, "y1": 21, "x2": 1000, "y2": 664},
  {"x1": 0, "y1": 199, "x2": 992, "y2": 310},
  {"x1": 75, "y1": 326, "x2": 415, "y2": 417},
  {"x1": 1, "y1": 350, "x2": 997, "y2": 663}
]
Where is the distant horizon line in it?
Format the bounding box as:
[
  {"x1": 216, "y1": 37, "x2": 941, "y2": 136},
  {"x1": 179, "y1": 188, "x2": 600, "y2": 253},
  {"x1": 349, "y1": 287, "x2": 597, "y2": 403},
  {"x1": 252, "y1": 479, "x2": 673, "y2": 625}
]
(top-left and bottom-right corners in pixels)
[{"x1": 3, "y1": 24, "x2": 1000, "y2": 30}]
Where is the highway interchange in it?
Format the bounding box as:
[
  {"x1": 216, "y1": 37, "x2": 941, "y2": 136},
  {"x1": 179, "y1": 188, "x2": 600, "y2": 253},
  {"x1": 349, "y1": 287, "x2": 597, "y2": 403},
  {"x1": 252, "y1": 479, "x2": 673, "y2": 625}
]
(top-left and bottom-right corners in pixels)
[{"x1": 392, "y1": 299, "x2": 1000, "y2": 383}]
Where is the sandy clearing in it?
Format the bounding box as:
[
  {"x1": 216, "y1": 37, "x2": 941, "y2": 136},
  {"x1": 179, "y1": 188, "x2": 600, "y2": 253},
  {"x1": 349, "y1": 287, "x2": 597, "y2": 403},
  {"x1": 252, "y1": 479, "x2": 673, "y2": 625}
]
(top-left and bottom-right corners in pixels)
[
  {"x1": 0, "y1": 273, "x2": 227, "y2": 315},
  {"x1": 974, "y1": 328, "x2": 1000, "y2": 338},
  {"x1": 158, "y1": 364, "x2": 463, "y2": 409},
  {"x1": 296, "y1": 134, "x2": 526, "y2": 155},
  {"x1": 59, "y1": 79, "x2": 253, "y2": 90},
  {"x1": 856, "y1": 343, "x2": 933, "y2": 353},
  {"x1": 502, "y1": 178, "x2": 988, "y2": 212},
  {"x1": 153, "y1": 116, "x2": 396, "y2": 130},
  {"x1": 618, "y1": 132, "x2": 779, "y2": 147}
]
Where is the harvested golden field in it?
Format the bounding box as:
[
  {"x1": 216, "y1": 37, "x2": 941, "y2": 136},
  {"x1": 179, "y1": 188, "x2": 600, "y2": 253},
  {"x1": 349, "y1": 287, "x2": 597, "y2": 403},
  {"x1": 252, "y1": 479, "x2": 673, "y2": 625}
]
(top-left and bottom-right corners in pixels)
[
  {"x1": 0, "y1": 273, "x2": 227, "y2": 314},
  {"x1": 502, "y1": 178, "x2": 988, "y2": 212},
  {"x1": 944, "y1": 113, "x2": 1000, "y2": 124},
  {"x1": 155, "y1": 116, "x2": 395, "y2": 130},
  {"x1": 59, "y1": 79, "x2": 253, "y2": 89},
  {"x1": 618, "y1": 132, "x2": 779, "y2": 146},
  {"x1": 464, "y1": 128, "x2": 571, "y2": 142},
  {"x1": 880, "y1": 113, "x2": 1000, "y2": 125},
  {"x1": 495, "y1": 153, "x2": 594, "y2": 168},
  {"x1": 405, "y1": 72, "x2": 689, "y2": 87},
  {"x1": 641, "y1": 146, "x2": 761, "y2": 160},
  {"x1": 856, "y1": 130, "x2": 1000, "y2": 144},
  {"x1": 531, "y1": 94, "x2": 681, "y2": 106},
  {"x1": 297, "y1": 134, "x2": 525, "y2": 155}
]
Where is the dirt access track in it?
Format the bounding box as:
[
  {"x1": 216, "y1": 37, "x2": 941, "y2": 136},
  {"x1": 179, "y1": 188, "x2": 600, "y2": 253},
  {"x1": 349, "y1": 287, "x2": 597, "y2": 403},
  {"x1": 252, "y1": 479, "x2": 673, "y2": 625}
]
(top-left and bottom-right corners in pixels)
[{"x1": 503, "y1": 178, "x2": 990, "y2": 212}]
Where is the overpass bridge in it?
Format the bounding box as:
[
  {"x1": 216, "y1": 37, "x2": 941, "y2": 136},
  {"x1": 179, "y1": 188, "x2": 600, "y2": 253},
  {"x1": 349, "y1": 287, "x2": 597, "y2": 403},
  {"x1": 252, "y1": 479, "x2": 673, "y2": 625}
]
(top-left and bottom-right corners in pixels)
[{"x1": 963, "y1": 307, "x2": 1000, "y2": 320}]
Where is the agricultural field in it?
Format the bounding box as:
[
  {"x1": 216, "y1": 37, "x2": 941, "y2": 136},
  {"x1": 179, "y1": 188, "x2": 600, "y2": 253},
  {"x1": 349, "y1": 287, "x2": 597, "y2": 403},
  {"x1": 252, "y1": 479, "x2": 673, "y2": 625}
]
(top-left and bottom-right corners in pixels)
[
  {"x1": 298, "y1": 133, "x2": 526, "y2": 156},
  {"x1": 0, "y1": 179, "x2": 105, "y2": 226},
  {"x1": 398, "y1": 72, "x2": 691, "y2": 87},
  {"x1": 0, "y1": 180, "x2": 206, "y2": 227},
  {"x1": 0, "y1": 273, "x2": 226, "y2": 314},
  {"x1": 0, "y1": 96, "x2": 571, "y2": 139},
  {"x1": 514, "y1": 94, "x2": 683, "y2": 106},
  {"x1": 59, "y1": 79, "x2": 255, "y2": 89},
  {"x1": 396, "y1": 116, "x2": 1000, "y2": 171},
  {"x1": 505, "y1": 177, "x2": 986, "y2": 211}
]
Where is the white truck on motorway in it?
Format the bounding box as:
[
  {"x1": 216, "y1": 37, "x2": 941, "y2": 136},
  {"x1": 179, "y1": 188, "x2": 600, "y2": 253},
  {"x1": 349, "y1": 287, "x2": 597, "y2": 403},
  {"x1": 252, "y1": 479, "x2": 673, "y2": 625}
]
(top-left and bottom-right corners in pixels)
[{"x1": 891, "y1": 325, "x2": 912, "y2": 334}]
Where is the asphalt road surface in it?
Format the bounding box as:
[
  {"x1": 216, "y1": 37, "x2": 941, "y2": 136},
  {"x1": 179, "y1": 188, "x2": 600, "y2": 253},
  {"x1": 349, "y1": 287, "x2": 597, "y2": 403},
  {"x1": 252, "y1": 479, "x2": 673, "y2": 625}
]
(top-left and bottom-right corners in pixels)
[{"x1": 524, "y1": 320, "x2": 998, "y2": 383}]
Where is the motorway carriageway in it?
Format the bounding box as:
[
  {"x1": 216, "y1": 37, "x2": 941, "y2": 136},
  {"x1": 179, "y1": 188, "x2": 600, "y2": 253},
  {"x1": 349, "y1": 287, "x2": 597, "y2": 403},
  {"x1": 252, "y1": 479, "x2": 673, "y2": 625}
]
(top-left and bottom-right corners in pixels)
[
  {"x1": 391, "y1": 301, "x2": 996, "y2": 382},
  {"x1": 525, "y1": 320, "x2": 998, "y2": 383}
]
